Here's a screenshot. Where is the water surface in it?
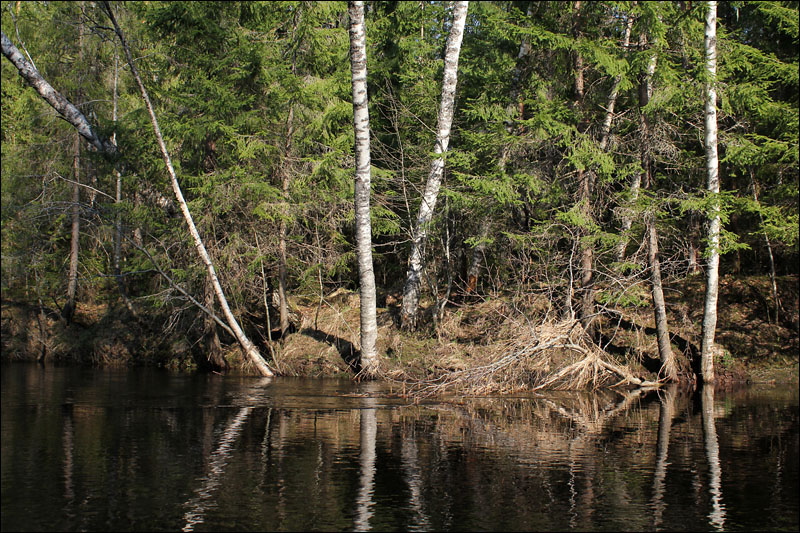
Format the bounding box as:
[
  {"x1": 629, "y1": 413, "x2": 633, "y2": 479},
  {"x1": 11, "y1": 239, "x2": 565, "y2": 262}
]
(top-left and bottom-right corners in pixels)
[{"x1": 1, "y1": 363, "x2": 797, "y2": 531}]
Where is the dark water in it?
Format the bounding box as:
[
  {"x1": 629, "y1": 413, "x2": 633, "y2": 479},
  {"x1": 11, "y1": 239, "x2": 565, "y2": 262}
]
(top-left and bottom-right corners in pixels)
[{"x1": 1, "y1": 363, "x2": 797, "y2": 532}]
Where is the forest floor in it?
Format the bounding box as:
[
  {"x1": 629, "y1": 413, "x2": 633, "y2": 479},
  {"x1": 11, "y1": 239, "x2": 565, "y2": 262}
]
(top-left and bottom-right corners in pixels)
[
  {"x1": 2, "y1": 273, "x2": 798, "y2": 393},
  {"x1": 274, "y1": 273, "x2": 799, "y2": 392}
]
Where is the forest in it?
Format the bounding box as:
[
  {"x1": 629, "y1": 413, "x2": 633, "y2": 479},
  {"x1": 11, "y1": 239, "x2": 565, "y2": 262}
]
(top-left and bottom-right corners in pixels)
[{"x1": 1, "y1": 1, "x2": 798, "y2": 393}]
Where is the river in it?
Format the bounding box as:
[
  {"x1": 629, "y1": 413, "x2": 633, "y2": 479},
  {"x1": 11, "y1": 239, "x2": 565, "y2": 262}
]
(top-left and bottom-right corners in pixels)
[{"x1": 1, "y1": 363, "x2": 797, "y2": 531}]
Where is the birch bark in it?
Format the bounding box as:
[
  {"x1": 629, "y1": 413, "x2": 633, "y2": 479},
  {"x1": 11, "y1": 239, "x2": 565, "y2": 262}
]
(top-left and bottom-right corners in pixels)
[
  {"x1": 1, "y1": 31, "x2": 113, "y2": 153},
  {"x1": 348, "y1": 0, "x2": 379, "y2": 375},
  {"x1": 103, "y1": 3, "x2": 274, "y2": 377},
  {"x1": 701, "y1": 0, "x2": 720, "y2": 384},
  {"x1": 401, "y1": 1, "x2": 468, "y2": 330}
]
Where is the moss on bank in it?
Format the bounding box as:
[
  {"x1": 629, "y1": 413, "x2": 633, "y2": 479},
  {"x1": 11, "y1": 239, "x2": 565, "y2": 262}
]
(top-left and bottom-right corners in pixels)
[{"x1": 2, "y1": 274, "x2": 797, "y2": 390}]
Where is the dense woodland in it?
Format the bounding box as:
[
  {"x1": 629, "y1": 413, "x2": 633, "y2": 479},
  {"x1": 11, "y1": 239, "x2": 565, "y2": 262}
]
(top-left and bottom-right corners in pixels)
[{"x1": 1, "y1": 1, "x2": 797, "y2": 388}]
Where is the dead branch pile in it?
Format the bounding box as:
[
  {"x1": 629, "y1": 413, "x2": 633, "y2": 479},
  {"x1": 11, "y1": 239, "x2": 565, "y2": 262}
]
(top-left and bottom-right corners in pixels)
[{"x1": 390, "y1": 318, "x2": 661, "y2": 399}]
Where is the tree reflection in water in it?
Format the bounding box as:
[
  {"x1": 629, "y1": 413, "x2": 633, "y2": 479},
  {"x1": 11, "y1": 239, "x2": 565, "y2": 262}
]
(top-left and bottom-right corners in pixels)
[
  {"x1": 651, "y1": 384, "x2": 676, "y2": 529},
  {"x1": 354, "y1": 382, "x2": 378, "y2": 531},
  {"x1": 702, "y1": 385, "x2": 726, "y2": 531},
  {"x1": 182, "y1": 377, "x2": 272, "y2": 531},
  {"x1": 1, "y1": 366, "x2": 795, "y2": 532}
]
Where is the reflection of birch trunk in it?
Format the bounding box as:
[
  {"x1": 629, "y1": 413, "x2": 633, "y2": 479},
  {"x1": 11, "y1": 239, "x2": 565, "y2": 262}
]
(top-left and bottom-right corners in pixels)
[
  {"x1": 701, "y1": 385, "x2": 726, "y2": 531},
  {"x1": 182, "y1": 407, "x2": 253, "y2": 532},
  {"x1": 651, "y1": 384, "x2": 676, "y2": 529},
  {"x1": 354, "y1": 391, "x2": 378, "y2": 532},
  {"x1": 401, "y1": 425, "x2": 429, "y2": 530}
]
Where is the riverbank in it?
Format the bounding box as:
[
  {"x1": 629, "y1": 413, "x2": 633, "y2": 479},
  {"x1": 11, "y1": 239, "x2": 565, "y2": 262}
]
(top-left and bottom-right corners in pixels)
[{"x1": 2, "y1": 274, "x2": 797, "y2": 391}]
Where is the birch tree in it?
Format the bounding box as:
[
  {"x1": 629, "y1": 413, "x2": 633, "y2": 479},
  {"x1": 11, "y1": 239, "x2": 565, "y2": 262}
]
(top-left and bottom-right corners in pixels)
[
  {"x1": 348, "y1": 0, "x2": 379, "y2": 376},
  {"x1": 401, "y1": 0, "x2": 468, "y2": 331},
  {"x1": 633, "y1": 21, "x2": 677, "y2": 381},
  {"x1": 701, "y1": 0, "x2": 720, "y2": 384},
  {"x1": 100, "y1": 3, "x2": 274, "y2": 377}
]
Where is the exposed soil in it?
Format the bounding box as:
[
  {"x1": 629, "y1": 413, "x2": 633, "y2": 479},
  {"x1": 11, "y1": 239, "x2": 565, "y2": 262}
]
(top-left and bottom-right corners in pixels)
[{"x1": 2, "y1": 274, "x2": 797, "y2": 390}]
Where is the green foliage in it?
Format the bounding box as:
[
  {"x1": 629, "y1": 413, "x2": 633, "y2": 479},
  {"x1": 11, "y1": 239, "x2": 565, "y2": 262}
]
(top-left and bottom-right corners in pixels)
[{"x1": 1, "y1": 0, "x2": 797, "y2": 348}]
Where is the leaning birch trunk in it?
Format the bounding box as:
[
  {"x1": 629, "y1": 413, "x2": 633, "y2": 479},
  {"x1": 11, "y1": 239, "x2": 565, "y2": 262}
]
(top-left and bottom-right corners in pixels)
[
  {"x1": 348, "y1": 0, "x2": 379, "y2": 376},
  {"x1": 401, "y1": 0, "x2": 468, "y2": 330},
  {"x1": 632, "y1": 28, "x2": 677, "y2": 381},
  {"x1": 1, "y1": 31, "x2": 114, "y2": 153},
  {"x1": 701, "y1": 0, "x2": 720, "y2": 384},
  {"x1": 104, "y1": 4, "x2": 274, "y2": 377},
  {"x1": 647, "y1": 218, "x2": 677, "y2": 381}
]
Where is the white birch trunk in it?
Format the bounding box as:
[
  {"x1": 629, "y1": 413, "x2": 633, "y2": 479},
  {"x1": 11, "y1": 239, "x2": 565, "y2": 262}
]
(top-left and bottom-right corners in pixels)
[
  {"x1": 348, "y1": 0, "x2": 379, "y2": 375},
  {"x1": 647, "y1": 218, "x2": 677, "y2": 381},
  {"x1": 1, "y1": 31, "x2": 113, "y2": 153},
  {"x1": 104, "y1": 4, "x2": 274, "y2": 377},
  {"x1": 401, "y1": 1, "x2": 468, "y2": 330},
  {"x1": 701, "y1": 0, "x2": 720, "y2": 384}
]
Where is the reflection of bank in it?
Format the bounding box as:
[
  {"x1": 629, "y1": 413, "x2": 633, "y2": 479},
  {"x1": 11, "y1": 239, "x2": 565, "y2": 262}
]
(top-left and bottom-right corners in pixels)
[{"x1": 702, "y1": 385, "x2": 726, "y2": 531}]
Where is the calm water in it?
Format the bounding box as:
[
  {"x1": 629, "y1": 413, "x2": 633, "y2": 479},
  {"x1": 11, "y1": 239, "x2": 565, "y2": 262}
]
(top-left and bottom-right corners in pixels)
[{"x1": 1, "y1": 363, "x2": 797, "y2": 532}]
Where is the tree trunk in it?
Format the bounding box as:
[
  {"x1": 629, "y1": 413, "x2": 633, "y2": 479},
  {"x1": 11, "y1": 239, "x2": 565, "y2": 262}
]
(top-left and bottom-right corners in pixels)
[
  {"x1": 632, "y1": 26, "x2": 677, "y2": 381},
  {"x1": 348, "y1": 0, "x2": 379, "y2": 376},
  {"x1": 64, "y1": 5, "x2": 85, "y2": 324},
  {"x1": 598, "y1": 8, "x2": 634, "y2": 152},
  {"x1": 278, "y1": 16, "x2": 300, "y2": 337},
  {"x1": 701, "y1": 0, "x2": 720, "y2": 384},
  {"x1": 277, "y1": 100, "x2": 294, "y2": 336},
  {"x1": 750, "y1": 171, "x2": 780, "y2": 324},
  {"x1": 104, "y1": 3, "x2": 274, "y2": 377},
  {"x1": 570, "y1": 1, "x2": 595, "y2": 337},
  {"x1": 617, "y1": 29, "x2": 656, "y2": 263},
  {"x1": 111, "y1": 43, "x2": 136, "y2": 317},
  {"x1": 64, "y1": 133, "x2": 81, "y2": 324},
  {"x1": 401, "y1": 0, "x2": 469, "y2": 331},
  {"x1": 1, "y1": 31, "x2": 113, "y2": 153},
  {"x1": 466, "y1": 219, "x2": 489, "y2": 295},
  {"x1": 647, "y1": 218, "x2": 677, "y2": 381}
]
